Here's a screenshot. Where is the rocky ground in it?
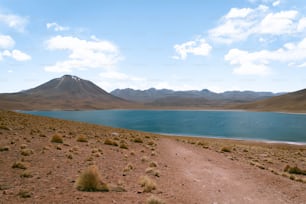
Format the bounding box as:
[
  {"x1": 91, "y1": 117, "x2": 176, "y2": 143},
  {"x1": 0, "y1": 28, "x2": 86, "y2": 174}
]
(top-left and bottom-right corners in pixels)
[{"x1": 0, "y1": 110, "x2": 305, "y2": 203}]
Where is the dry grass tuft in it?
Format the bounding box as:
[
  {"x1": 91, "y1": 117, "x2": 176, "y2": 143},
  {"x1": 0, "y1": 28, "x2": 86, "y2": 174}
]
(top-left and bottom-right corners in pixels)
[
  {"x1": 145, "y1": 167, "x2": 160, "y2": 177},
  {"x1": 104, "y1": 138, "x2": 118, "y2": 146},
  {"x1": 51, "y1": 134, "x2": 63, "y2": 143},
  {"x1": 139, "y1": 176, "x2": 156, "y2": 193},
  {"x1": 149, "y1": 161, "x2": 158, "y2": 168},
  {"x1": 221, "y1": 146, "x2": 231, "y2": 152},
  {"x1": 77, "y1": 135, "x2": 88, "y2": 142},
  {"x1": 12, "y1": 161, "x2": 27, "y2": 169},
  {"x1": 75, "y1": 165, "x2": 109, "y2": 192},
  {"x1": 284, "y1": 165, "x2": 306, "y2": 175},
  {"x1": 119, "y1": 143, "x2": 128, "y2": 149},
  {"x1": 146, "y1": 195, "x2": 165, "y2": 204},
  {"x1": 20, "y1": 148, "x2": 34, "y2": 156},
  {"x1": 133, "y1": 138, "x2": 143, "y2": 143},
  {"x1": 0, "y1": 146, "x2": 9, "y2": 151}
]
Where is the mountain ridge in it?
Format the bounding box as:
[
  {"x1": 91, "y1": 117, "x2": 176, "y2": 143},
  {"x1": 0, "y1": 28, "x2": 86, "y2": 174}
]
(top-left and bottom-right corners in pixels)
[{"x1": 0, "y1": 75, "x2": 134, "y2": 110}]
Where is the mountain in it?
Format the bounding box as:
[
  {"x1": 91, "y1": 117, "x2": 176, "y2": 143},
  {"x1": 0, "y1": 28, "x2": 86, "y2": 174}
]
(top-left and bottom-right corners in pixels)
[
  {"x1": 111, "y1": 88, "x2": 281, "y2": 105},
  {"x1": 0, "y1": 75, "x2": 134, "y2": 110},
  {"x1": 232, "y1": 88, "x2": 306, "y2": 112}
]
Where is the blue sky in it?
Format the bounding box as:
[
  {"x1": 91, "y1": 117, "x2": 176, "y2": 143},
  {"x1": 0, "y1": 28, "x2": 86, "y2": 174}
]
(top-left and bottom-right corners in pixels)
[{"x1": 1, "y1": 0, "x2": 306, "y2": 93}]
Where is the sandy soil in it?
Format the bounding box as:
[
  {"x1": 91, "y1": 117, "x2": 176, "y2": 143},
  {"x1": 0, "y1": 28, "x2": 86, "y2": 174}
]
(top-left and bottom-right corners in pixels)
[{"x1": 0, "y1": 110, "x2": 305, "y2": 203}]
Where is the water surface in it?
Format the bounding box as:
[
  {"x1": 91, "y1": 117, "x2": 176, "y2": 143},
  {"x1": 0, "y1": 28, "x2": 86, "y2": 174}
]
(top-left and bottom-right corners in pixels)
[{"x1": 23, "y1": 110, "x2": 306, "y2": 143}]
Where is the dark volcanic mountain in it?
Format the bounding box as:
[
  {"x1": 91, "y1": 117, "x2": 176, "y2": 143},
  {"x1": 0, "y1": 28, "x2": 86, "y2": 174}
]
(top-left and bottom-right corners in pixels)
[
  {"x1": 233, "y1": 88, "x2": 306, "y2": 112},
  {"x1": 0, "y1": 75, "x2": 133, "y2": 110},
  {"x1": 111, "y1": 88, "x2": 281, "y2": 105}
]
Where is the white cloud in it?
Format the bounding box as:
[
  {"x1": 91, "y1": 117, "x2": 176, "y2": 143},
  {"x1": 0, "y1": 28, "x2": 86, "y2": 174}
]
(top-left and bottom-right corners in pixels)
[
  {"x1": 44, "y1": 35, "x2": 122, "y2": 73},
  {"x1": 272, "y1": 0, "x2": 281, "y2": 7},
  {"x1": 297, "y1": 17, "x2": 306, "y2": 32},
  {"x1": 46, "y1": 22, "x2": 70, "y2": 32},
  {"x1": 173, "y1": 37, "x2": 212, "y2": 60},
  {"x1": 258, "y1": 10, "x2": 298, "y2": 35},
  {"x1": 225, "y1": 8, "x2": 253, "y2": 19},
  {"x1": 209, "y1": 5, "x2": 302, "y2": 44},
  {"x1": 0, "y1": 34, "x2": 31, "y2": 62},
  {"x1": 0, "y1": 35, "x2": 15, "y2": 49},
  {"x1": 2, "y1": 49, "x2": 31, "y2": 61},
  {"x1": 0, "y1": 13, "x2": 28, "y2": 32},
  {"x1": 225, "y1": 38, "x2": 306, "y2": 76}
]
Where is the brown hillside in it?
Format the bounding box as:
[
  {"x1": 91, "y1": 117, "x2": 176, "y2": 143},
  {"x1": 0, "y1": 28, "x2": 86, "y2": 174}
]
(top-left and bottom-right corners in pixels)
[{"x1": 232, "y1": 89, "x2": 306, "y2": 112}]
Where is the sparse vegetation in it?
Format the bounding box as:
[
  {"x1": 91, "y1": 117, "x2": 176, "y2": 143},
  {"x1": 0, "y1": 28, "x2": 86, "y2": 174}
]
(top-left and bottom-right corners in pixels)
[
  {"x1": 75, "y1": 165, "x2": 109, "y2": 192},
  {"x1": 77, "y1": 135, "x2": 88, "y2": 142},
  {"x1": 146, "y1": 195, "x2": 165, "y2": 204},
  {"x1": 12, "y1": 161, "x2": 27, "y2": 169},
  {"x1": 20, "y1": 148, "x2": 34, "y2": 156},
  {"x1": 119, "y1": 143, "x2": 128, "y2": 149},
  {"x1": 133, "y1": 138, "x2": 143, "y2": 143},
  {"x1": 145, "y1": 167, "x2": 160, "y2": 177},
  {"x1": 18, "y1": 190, "x2": 32, "y2": 198},
  {"x1": 221, "y1": 146, "x2": 231, "y2": 152},
  {"x1": 0, "y1": 146, "x2": 9, "y2": 151},
  {"x1": 139, "y1": 176, "x2": 156, "y2": 193},
  {"x1": 51, "y1": 134, "x2": 63, "y2": 143},
  {"x1": 149, "y1": 161, "x2": 158, "y2": 168},
  {"x1": 284, "y1": 165, "x2": 306, "y2": 175},
  {"x1": 104, "y1": 138, "x2": 118, "y2": 146}
]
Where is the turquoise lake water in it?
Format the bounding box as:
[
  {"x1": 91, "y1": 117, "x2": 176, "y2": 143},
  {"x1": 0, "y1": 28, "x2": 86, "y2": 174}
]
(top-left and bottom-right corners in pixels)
[{"x1": 23, "y1": 110, "x2": 306, "y2": 143}]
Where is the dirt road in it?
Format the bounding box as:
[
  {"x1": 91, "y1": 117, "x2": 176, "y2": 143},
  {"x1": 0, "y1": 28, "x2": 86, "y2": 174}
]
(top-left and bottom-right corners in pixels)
[{"x1": 158, "y1": 138, "x2": 306, "y2": 204}]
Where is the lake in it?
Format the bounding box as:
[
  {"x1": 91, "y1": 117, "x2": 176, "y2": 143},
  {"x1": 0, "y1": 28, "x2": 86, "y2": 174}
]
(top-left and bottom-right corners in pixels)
[{"x1": 23, "y1": 110, "x2": 306, "y2": 143}]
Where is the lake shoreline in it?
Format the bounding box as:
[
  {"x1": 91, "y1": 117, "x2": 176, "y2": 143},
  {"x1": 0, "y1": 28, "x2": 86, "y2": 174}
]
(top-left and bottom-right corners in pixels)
[{"x1": 21, "y1": 109, "x2": 306, "y2": 144}]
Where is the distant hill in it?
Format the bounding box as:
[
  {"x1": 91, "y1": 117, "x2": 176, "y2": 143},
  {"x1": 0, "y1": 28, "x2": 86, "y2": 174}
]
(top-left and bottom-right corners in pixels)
[
  {"x1": 0, "y1": 75, "x2": 134, "y2": 110},
  {"x1": 232, "y1": 88, "x2": 306, "y2": 112},
  {"x1": 111, "y1": 88, "x2": 282, "y2": 106}
]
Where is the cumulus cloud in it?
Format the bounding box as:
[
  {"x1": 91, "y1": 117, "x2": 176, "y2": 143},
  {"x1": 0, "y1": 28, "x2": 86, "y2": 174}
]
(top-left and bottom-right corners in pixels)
[
  {"x1": 0, "y1": 34, "x2": 31, "y2": 62},
  {"x1": 2, "y1": 49, "x2": 31, "y2": 61},
  {"x1": 44, "y1": 35, "x2": 122, "y2": 73},
  {"x1": 225, "y1": 38, "x2": 306, "y2": 76},
  {"x1": 46, "y1": 22, "x2": 70, "y2": 32},
  {"x1": 0, "y1": 35, "x2": 15, "y2": 49},
  {"x1": 209, "y1": 5, "x2": 302, "y2": 44},
  {"x1": 258, "y1": 10, "x2": 298, "y2": 35},
  {"x1": 0, "y1": 13, "x2": 28, "y2": 32},
  {"x1": 172, "y1": 37, "x2": 212, "y2": 60}
]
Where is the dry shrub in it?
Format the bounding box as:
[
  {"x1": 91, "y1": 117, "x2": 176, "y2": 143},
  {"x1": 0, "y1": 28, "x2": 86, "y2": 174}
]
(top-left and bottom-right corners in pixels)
[
  {"x1": 104, "y1": 138, "x2": 118, "y2": 146},
  {"x1": 145, "y1": 167, "x2": 160, "y2": 177},
  {"x1": 146, "y1": 195, "x2": 165, "y2": 204},
  {"x1": 139, "y1": 176, "x2": 156, "y2": 193},
  {"x1": 284, "y1": 165, "x2": 306, "y2": 175},
  {"x1": 133, "y1": 138, "x2": 143, "y2": 143},
  {"x1": 77, "y1": 135, "x2": 88, "y2": 142},
  {"x1": 20, "y1": 148, "x2": 34, "y2": 156},
  {"x1": 75, "y1": 165, "x2": 109, "y2": 192},
  {"x1": 120, "y1": 143, "x2": 128, "y2": 149},
  {"x1": 149, "y1": 161, "x2": 158, "y2": 168},
  {"x1": 51, "y1": 134, "x2": 63, "y2": 143},
  {"x1": 12, "y1": 161, "x2": 27, "y2": 169},
  {"x1": 221, "y1": 146, "x2": 231, "y2": 152},
  {"x1": 0, "y1": 146, "x2": 9, "y2": 151}
]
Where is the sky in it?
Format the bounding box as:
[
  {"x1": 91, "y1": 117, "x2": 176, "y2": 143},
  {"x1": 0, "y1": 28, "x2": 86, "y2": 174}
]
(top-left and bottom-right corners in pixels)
[{"x1": 1, "y1": 0, "x2": 306, "y2": 93}]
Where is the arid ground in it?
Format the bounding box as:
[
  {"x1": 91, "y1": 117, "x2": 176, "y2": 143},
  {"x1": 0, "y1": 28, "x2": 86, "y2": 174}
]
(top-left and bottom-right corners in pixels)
[{"x1": 0, "y1": 110, "x2": 305, "y2": 203}]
